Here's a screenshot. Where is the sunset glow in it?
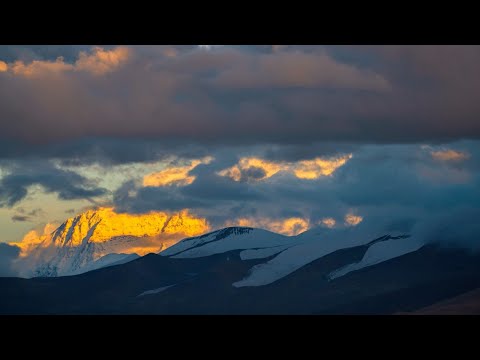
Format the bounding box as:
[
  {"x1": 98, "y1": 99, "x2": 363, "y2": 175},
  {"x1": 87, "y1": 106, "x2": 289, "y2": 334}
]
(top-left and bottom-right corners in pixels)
[
  {"x1": 1, "y1": 44, "x2": 480, "y2": 302},
  {"x1": 227, "y1": 217, "x2": 309, "y2": 235},
  {"x1": 218, "y1": 154, "x2": 352, "y2": 182},
  {"x1": 3, "y1": 46, "x2": 130, "y2": 78},
  {"x1": 143, "y1": 157, "x2": 213, "y2": 187},
  {"x1": 431, "y1": 149, "x2": 470, "y2": 162},
  {"x1": 344, "y1": 213, "x2": 363, "y2": 226},
  {"x1": 13, "y1": 208, "x2": 209, "y2": 257}
]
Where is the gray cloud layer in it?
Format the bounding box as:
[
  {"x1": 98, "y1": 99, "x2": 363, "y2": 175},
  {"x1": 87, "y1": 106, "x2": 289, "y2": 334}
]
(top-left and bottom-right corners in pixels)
[
  {"x1": 1, "y1": 45, "x2": 480, "y2": 163},
  {"x1": 113, "y1": 141, "x2": 480, "y2": 232},
  {"x1": 0, "y1": 160, "x2": 107, "y2": 207}
]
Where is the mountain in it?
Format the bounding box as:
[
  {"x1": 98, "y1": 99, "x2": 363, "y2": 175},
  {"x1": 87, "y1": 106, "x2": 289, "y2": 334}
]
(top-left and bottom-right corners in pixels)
[
  {"x1": 13, "y1": 207, "x2": 209, "y2": 277},
  {"x1": 161, "y1": 226, "x2": 421, "y2": 287},
  {"x1": 2, "y1": 225, "x2": 480, "y2": 314}
]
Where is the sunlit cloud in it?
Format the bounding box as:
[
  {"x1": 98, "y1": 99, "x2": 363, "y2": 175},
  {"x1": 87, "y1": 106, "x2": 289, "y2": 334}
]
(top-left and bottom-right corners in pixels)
[
  {"x1": 16, "y1": 222, "x2": 59, "y2": 257},
  {"x1": 344, "y1": 213, "x2": 363, "y2": 226},
  {"x1": 10, "y1": 57, "x2": 73, "y2": 77},
  {"x1": 292, "y1": 154, "x2": 353, "y2": 179},
  {"x1": 431, "y1": 149, "x2": 470, "y2": 162},
  {"x1": 2, "y1": 46, "x2": 131, "y2": 77},
  {"x1": 54, "y1": 159, "x2": 178, "y2": 195},
  {"x1": 218, "y1": 157, "x2": 288, "y2": 182},
  {"x1": 0, "y1": 61, "x2": 8, "y2": 72},
  {"x1": 143, "y1": 156, "x2": 213, "y2": 187},
  {"x1": 75, "y1": 46, "x2": 131, "y2": 75},
  {"x1": 226, "y1": 217, "x2": 309, "y2": 236},
  {"x1": 320, "y1": 217, "x2": 336, "y2": 228},
  {"x1": 218, "y1": 154, "x2": 352, "y2": 182}
]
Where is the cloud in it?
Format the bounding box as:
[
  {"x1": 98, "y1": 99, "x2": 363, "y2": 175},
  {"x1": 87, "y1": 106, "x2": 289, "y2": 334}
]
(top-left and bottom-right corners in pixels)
[
  {"x1": 1, "y1": 45, "x2": 480, "y2": 158},
  {"x1": 431, "y1": 149, "x2": 470, "y2": 162},
  {"x1": 226, "y1": 217, "x2": 310, "y2": 236},
  {"x1": 218, "y1": 154, "x2": 352, "y2": 182},
  {"x1": 0, "y1": 243, "x2": 20, "y2": 276},
  {"x1": 15, "y1": 223, "x2": 58, "y2": 256},
  {"x1": 3, "y1": 46, "x2": 130, "y2": 78},
  {"x1": 320, "y1": 217, "x2": 336, "y2": 228},
  {"x1": 10, "y1": 57, "x2": 74, "y2": 77},
  {"x1": 212, "y1": 51, "x2": 390, "y2": 90},
  {"x1": 143, "y1": 156, "x2": 213, "y2": 187},
  {"x1": 5, "y1": 140, "x2": 480, "y2": 272},
  {"x1": 0, "y1": 160, "x2": 108, "y2": 207},
  {"x1": 10, "y1": 207, "x2": 46, "y2": 222},
  {"x1": 74, "y1": 46, "x2": 131, "y2": 75},
  {"x1": 11, "y1": 215, "x2": 30, "y2": 222},
  {"x1": 218, "y1": 158, "x2": 287, "y2": 182},
  {"x1": 345, "y1": 213, "x2": 363, "y2": 226},
  {"x1": 291, "y1": 155, "x2": 353, "y2": 179}
]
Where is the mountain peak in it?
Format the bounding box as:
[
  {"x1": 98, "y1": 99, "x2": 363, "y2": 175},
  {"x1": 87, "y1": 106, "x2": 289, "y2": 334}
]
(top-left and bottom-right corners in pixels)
[
  {"x1": 12, "y1": 207, "x2": 210, "y2": 277},
  {"x1": 50, "y1": 207, "x2": 209, "y2": 247}
]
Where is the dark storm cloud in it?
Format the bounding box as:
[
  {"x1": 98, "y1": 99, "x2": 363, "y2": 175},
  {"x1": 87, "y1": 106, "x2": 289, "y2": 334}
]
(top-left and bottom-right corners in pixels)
[
  {"x1": 112, "y1": 141, "x2": 480, "y2": 233},
  {"x1": 0, "y1": 160, "x2": 108, "y2": 207},
  {"x1": 114, "y1": 163, "x2": 266, "y2": 214},
  {"x1": 0, "y1": 45, "x2": 95, "y2": 62},
  {"x1": 11, "y1": 215, "x2": 30, "y2": 222},
  {"x1": 0, "y1": 243, "x2": 20, "y2": 277},
  {"x1": 10, "y1": 207, "x2": 46, "y2": 222},
  {"x1": 1, "y1": 45, "x2": 480, "y2": 164}
]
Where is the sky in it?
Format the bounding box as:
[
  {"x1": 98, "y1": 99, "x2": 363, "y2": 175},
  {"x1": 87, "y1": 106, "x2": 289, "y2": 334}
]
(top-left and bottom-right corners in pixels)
[{"x1": 1, "y1": 45, "x2": 480, "y2": 258}]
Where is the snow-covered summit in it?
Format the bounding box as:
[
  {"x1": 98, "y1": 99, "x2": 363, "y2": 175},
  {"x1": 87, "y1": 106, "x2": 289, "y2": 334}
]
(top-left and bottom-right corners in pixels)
[
  {"x1": 161, "y1": 226, "x2": 292, "y2": 258},
  {"x1": 13, "y1": 207, "x2": 208, "y2": 277},
  {"x1": 160, "y1": 225, "x2": 422, "y2": 288}
]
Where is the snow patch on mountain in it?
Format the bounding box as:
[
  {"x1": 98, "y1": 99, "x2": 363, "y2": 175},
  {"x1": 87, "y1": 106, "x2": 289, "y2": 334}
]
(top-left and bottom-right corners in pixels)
[
  {"x1": 233, "y1": 231, "x2": 416, "y2": 287},
  {"x1": 327, "y1": 236, "x2": 424, "y2": 280},
  {"x1": 163, "y1": 225, "x2": 421, "y2": 288},
  {"x1": 161, "y1": 227, "x2": 292, "y2": 259},
  {"x1": 68, "y1": 253, "x2": 140, "y2": 276},
  {"x1": 137, "y1": 284, "x2": 176, "y2": 297},
  {"x1": 239, "y1": 245, "x2": 293, "y2": 260}
]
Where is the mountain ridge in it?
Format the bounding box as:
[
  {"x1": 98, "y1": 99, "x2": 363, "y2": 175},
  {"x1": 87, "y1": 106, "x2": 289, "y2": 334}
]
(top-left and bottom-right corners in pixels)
[{"x1": 11, "y1": 207, "x2": 209, "y2": 277}]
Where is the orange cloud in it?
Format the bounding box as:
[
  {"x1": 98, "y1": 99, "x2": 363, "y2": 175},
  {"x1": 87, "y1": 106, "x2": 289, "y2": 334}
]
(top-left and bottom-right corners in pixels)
[
  {"x1": 75, "y1": 46, "x2": 131, "y2": 75},
  {"x1": 226, "y1": 217, "x2": 309, "y2": 236},
  {"x1": 16, "y1": 222, "x2": 59, "y2": 257},
  {"x1": 292, "y1": 154, "x2": 353, "y2": 179},
  {"x1": 0, "y1": 61, "x2": 8, "y2": 72},
  {"x1": 431, "y1": 149, "x2": 470, "y2": 162},
  {"x1": 320, "y1": 217, "x2": 336, "y2": 228},
  {"x1": 2, "y1": 47, "x2": 131, "y2": 78},
  {"x1": 10, "y1": 57, "x2": 74, "y2": 77},
  {"x1": 344, "y1": 213, "x2": 363, "y2": 226},
  {"x1": 218, "y1": 154, "x2": 352, "y2": 182},
  {"x1": 143, "y1": 157, "x2": 213, "y2": 187},
  {"x1": 218, "y1": 157, "x2": 288, "y2": 181}
]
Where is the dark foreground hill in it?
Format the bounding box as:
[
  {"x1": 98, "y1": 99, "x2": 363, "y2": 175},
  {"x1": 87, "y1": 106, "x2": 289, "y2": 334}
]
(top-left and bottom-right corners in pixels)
[{"x1": 1, "y1": 227, "x2": 480, "y2": 314}]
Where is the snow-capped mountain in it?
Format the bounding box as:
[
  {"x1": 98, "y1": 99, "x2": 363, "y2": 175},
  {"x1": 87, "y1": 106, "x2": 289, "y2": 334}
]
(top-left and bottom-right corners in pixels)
[
  {"x1": 161, "y1": 226, "x2": 423, "y2": 287},
  {"x1": 14, "y1": 207, "x2": 209, "y2": 277},
  {"x1": 3, "y1": 223, "x2": 480, "y2": 314}
]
